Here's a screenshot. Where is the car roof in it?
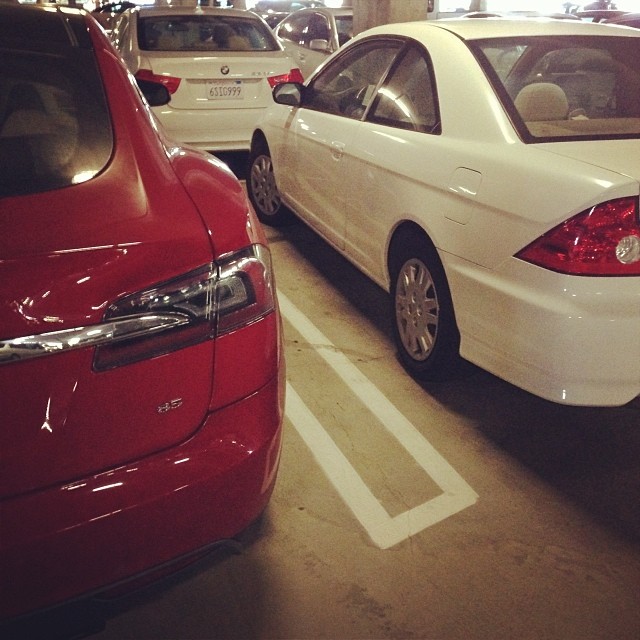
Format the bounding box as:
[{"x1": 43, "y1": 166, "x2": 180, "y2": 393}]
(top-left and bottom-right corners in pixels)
[
  {"x1": 256, "y1": 0, "x2": 325, "y2": 6},
  {"x1": 358, "y1": 16, "x2": 640, "y2": 41}
]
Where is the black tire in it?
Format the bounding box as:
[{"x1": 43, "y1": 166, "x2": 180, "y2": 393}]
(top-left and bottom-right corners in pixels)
[
  {"x1": 389, "y1": 232, "x2": 461, "y2": 381},
  {"x1": 247, "y1": 141, "x2": 294, "y2": 226}
]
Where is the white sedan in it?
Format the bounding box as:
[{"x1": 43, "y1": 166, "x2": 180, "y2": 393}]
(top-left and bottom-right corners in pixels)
[
  {"x1": 109, "y1": 6, "x2": 303, "y2": 151},
  {"x1": 247, "y1": 18, "x2": 640, "y2": 407},
  {"x1": 274, "y1": 6, "x2": 353, "y2": 78}
]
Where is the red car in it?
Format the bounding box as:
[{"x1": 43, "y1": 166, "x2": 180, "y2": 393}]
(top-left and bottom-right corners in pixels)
[{"x1": 0, "y1": 2, "x2": 284, "y2": 627}]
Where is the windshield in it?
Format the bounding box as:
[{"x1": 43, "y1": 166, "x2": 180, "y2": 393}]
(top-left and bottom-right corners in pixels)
[{"x1": 472, "y1": 35, "x2": 640, "y2": 141}]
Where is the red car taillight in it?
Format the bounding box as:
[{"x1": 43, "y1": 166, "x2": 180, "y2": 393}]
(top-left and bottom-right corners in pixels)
[
  {"x1": 94, "y1": 244, "x2": 275, "y2": 371},
  {"x1": 268, "y1": 68, "x2": 304, "y2": 88},
  {"x1": 135, "y1": 69, "x2": 181, "y2": 95},
  {"x1": 516, "y1": 197, "x2": 640, "y2": 276},
  {"x1": 215, "y1": 244, "x2": 276, "y2": 335}
]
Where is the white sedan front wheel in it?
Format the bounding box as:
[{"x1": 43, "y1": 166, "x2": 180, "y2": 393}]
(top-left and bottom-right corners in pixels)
[{"x1": 247, "y1": 144, "x2": 293, "y2": 226}]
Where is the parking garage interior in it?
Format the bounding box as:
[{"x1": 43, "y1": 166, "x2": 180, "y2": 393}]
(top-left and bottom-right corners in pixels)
[{"x1": 2, "y1": 2, "x2": 639, "y2": 639}]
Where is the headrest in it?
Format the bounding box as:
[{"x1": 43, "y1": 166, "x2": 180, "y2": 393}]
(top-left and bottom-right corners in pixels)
[{"x1": 514, "y1": 83, "x2": 569, "y2": 122}]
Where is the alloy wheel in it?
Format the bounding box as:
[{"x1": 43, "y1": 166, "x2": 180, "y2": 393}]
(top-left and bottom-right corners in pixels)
[{"x1": 394, "y1": 257, "x2": 439, "y2": 362}]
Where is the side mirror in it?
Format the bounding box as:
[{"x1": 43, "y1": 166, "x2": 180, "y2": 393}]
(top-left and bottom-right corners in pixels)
[
  {"x1": 309, "y1": 38, "x2": 330, "y2": 52},
  {"x1": 273, "y1": 82, "x2": 304, "y2": 107},
  {"x1": 136, "y1": 78, "x2": 171, "y2": 107}
]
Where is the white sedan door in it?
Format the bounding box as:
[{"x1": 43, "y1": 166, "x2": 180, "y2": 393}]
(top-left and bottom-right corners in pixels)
[
  {"x1": 282, "y1": 39, "x2": 404, "y2": 251},
  {"x1": 342, "y1": 44, "x2": 444, "y2": 285},
  {"x1": 282, "y1": 109, "x2": 357, "y2": 250}
]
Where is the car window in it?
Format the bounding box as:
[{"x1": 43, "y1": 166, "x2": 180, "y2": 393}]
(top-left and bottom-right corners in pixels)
[
  {"x1": 138, "y1": 15, "x2": 278, "y2": 52},
  {"x1": 279, "y1": 12, "x2": 331, "y2": 48},
  {"x1": 303, "y1": 39, "x2": 403, "y2": 118},
  {"x1": 307, "y1": 13, "x2": 331, "y2": 43},
  {"x1": 335, "y1": 15, "x2": 353, "y2": 47},
  {"x1": 0, "y1": 47, "x2": 113, "y2": 199},
  {"x1": 366, "y1": 45, "x2": 440, "y2": 134},
  {"x1": 472, "y1": 35, "x2": 640, "y2": 141},
  {"x1": 276, "y1": 14, "x2": 310, "y2": 45},
  {"x1": 478, "y1": 44, "x2": 527, "y2": 81}
]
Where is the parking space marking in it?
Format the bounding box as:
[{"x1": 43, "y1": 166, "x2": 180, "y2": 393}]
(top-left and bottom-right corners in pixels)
[{"x1": 279, "y1": 291, "x2": 479, "y2": 549}]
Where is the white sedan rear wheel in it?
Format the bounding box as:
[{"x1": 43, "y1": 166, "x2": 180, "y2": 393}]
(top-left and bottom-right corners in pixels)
[{"x1": 390, "y1": 232, "x2": 461, "y2": 381}]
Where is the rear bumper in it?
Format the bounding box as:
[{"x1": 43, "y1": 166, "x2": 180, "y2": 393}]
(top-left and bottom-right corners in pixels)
[
  {"x1": 154, "y1": 106, "x2": 268, "y2": 151},
  {"x1": 448, "y1": 255, "x2": 640, "y2": 406},
  {"x1": 0, "y1": 372, "x2": 284, "y2": 620}
]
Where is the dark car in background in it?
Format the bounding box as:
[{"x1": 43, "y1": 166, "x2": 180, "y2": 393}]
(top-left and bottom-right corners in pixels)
[{"x1": 0, "y1": 2, "x2": 284, "y2": 629}]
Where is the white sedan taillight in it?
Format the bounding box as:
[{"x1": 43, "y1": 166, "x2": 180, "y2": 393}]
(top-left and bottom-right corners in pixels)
[
  {"x1": 135, "y1": 68, "x2": 181, "y2": 94},
  {"x1": 516, "y1": 197, "x2": 640, "y2": 276}
]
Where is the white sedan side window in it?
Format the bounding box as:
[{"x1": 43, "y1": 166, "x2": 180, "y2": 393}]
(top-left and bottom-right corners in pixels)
[
  {"x1": 367, "y1": 45, "x2": 440, "y2": 134},
  {"x1": 303, "y1": 40, "x2": 402, "y2": 118}
]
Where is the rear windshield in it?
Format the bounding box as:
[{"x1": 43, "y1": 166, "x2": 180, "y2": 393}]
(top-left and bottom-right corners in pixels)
[
  {"x1": 471, "y1": 35, "x2": 640, "y2": 142},
  {"x1": 0, "y1": 49, "x2": 112, "y2": 199},
  {"x1": 0, "y1": 48, "x2": 113, "y2": 197},
  {"x1": 138, "y1": 15, "x2": 279, "y2": 52}
]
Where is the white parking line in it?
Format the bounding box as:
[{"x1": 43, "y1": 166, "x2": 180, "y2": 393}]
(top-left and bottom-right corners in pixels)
[{"x1": 279, "y1": 291, "x2": 479, "y2": 549}]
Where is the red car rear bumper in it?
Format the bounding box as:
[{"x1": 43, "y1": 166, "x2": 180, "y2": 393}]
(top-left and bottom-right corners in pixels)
[{"x1": 0, "y1": 371, "x2": 284, "y2": 620}]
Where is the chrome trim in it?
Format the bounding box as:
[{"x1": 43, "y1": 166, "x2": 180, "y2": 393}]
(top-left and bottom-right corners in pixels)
[{"x1": 0, "y1": 314, "x2": 190, "y2": 366}]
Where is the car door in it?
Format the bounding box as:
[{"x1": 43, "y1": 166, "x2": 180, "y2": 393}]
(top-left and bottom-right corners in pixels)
[
  {"x1": 109, "y1": 10, "x2": 134, "y2": 67},
  {"x1": 282, "y1": 38, "x2": 404, "y2": 250},
  {"x1": 342, "y1": 43, "x2": 443, "y2": 285}
]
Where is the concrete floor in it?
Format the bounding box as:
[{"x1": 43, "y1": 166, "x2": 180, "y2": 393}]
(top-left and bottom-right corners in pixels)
[{"x1": 86, "y1": 172, "x2": 640, "y2": 640}]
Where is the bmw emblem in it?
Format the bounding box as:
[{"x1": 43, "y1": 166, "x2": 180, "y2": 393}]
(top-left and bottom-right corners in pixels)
[{"x1": 221, "y1": 65, "x2": 230, "y2": 75}]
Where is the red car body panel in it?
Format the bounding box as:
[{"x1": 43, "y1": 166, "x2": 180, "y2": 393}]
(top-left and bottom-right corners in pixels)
[
  {"x1": 0, "y1": 8, "x2": 284, "y2": 620},
  {"x1": 1, "y1": 370, "x2": 284, "y2": 618}
]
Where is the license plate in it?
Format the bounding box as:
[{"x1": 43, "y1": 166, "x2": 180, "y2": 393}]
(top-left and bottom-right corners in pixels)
[{"x1": 206, "y1": 80, "x2": 243, "y2": 100}]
